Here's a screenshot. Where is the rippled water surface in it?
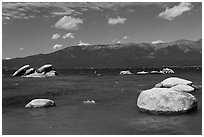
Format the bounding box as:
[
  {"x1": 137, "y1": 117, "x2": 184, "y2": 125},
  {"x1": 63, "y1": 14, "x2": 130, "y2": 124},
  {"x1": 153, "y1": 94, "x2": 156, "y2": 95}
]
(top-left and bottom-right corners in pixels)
[{"x1": 2, "y1": 69, "x2": 202, "y2": 135}]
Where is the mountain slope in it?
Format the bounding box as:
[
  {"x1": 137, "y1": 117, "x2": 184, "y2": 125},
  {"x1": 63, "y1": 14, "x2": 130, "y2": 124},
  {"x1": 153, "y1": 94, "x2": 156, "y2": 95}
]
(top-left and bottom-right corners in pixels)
[{"x1": 3, "y1": 39, "x2": 202, "y2": 69}]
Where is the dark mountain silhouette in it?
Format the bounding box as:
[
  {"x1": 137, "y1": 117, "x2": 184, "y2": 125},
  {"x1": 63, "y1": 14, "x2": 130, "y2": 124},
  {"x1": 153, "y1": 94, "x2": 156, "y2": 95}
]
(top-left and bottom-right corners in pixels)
[{"x1": 3, "y1": 39, "x2": 202, "y2": 69}]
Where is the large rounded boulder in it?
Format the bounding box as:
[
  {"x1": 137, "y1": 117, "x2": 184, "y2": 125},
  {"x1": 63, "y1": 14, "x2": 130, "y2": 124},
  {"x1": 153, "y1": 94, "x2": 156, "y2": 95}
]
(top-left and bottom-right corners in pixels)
[
  {"x1": 25, "y1": 99, "x2": 55, "y2": 108},
  {"x1": 12, "y1": 65, "x2": 30, "y2": 76},
  {"x1": 137, "y1": 88, "x2": 197, "y2": 114},
  {"x1": 155, "y1": 77, "x2": 192, "y2": 88}
]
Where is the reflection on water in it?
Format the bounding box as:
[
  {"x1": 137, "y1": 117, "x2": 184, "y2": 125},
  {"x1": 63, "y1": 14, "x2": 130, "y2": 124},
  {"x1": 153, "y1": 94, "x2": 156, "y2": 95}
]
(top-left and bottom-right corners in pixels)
[{"x1": 2, "y1": 70, "x2": 202, "y2": 135}]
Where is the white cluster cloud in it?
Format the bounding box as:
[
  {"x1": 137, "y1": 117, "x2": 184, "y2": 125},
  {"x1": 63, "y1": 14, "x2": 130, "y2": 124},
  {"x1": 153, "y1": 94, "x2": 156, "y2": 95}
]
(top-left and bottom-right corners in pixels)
[
  {"x1": 123, "y1": 36, "x2": 129, "y2": 39},
  {"x1": 62, "y1": 33, "x2": 75, "y2": 39},
  {"x1": 158, "y1": 2, "x2": 193, "y2": 20},
  {"x1": 152, "y1": 40, "x2": 165, "y2": 44},
  {"x1": 54, "y1": 16, "x2": 83, "y2": 30},
  {"x1": 53, "y1": 44, "x2": 63, "y2": 49},
  {"x1": 52, "y1": 33, "x2": 60, "y2": 39},
  {"x1": 108, "y1": 16, "x2": 127, "y2": 25},
  {"x1": 78, "y1": 41, "x2": 90, "y2": 46},
  {"x1": 20, "y1": 48, "x2": 24, "y2": 51}
]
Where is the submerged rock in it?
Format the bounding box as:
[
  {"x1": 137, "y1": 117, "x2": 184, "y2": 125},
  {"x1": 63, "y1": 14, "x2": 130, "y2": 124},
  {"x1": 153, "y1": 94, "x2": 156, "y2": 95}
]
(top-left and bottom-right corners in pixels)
[
  {"x1": 25, "y1": 99, "x2": 55, "y2": 108},
  {"x1": 12, "y1": 65, "x2": 30, "y2": 76},
  {"x1": 155, "y1": 77, "x2": 192, "y2": 88},
  {"x1": 137, "y1": 88, "x2": 197, "y2": 114},
  {"x1": 170, "y1": 84, "x2": 195, "y2": 92},
  {"x1": 120, "y1": 70, "x2": 132, "y2": 75}
]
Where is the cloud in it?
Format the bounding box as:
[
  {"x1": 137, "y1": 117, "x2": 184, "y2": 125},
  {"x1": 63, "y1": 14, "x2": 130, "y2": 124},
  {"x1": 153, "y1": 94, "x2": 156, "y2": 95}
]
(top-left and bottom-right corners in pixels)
[
  {"x1": 116, "y1": 40, "x2": 121, "y2": 44},
  {"x1": 123, "y1": 36, "x2": 129, "y2": 39},
  {"x1": 52, "y1": 33, "x2": 60, "y2": 39},
  {"x1": 53, "y1": 44, "x2": 63, "y2": 49},
  {"x1": 108, "y1": 16, "x2": 127, "y2": 25},
  {"x1": 2, "y1": 2, "x2": 174, "y2": 23},
  {"x1": 78, "y1": 41, "x2": 90, "y2": 46},
  {"x1": 152, "y1": 40, "x2": 165, "y2": 44},
  {"x1": 5, "y1": 57, "x2": 11, "y2": 60},
  {"x1": 62, "y1": 33, "x2": 75, "y2": 39},
  {"x1": 20, "y1": 48, "x2": 24, "y2": 51},
  {"x1": 158, "y1": 2, "x2": 193, "y2": 20},
  {"x1": 54, "y1": 16, "x2": 83, "y2": 30}
]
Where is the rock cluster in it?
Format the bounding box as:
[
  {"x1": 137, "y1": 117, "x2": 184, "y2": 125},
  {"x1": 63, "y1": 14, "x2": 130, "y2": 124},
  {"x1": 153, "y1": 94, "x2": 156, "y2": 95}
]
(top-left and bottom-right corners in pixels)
[
  {"x1": 12, "y1": 64, "x2": 57, "y2": 78},
  {"x1": 137, "y1": 77, "x2": 198, "y2": 114},
  {"x1": 136, "y1": 68, "x2": 175, "y2": 75},
  {"x1": 120, "y1": 70, "x2": 132, "y2": 75}
]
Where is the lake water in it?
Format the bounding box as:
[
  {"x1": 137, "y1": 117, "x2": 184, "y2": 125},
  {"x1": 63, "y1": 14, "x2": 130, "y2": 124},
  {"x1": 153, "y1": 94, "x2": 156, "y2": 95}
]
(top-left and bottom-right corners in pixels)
[{"x1": 2, "y1": 68, "x2": 202, "y2": 135}]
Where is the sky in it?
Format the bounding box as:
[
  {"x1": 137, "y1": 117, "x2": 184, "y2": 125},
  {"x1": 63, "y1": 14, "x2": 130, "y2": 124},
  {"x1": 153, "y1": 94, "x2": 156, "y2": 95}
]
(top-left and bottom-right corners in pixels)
[{"x1": 2, "y1": 2, "x2": 202, "y2": 59}]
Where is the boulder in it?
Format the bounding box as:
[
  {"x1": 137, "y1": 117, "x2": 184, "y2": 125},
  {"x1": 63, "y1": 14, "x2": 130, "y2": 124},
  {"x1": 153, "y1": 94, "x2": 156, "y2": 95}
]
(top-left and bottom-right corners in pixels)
[
  {"x1": 137, "y1": 88, "x2": 197, "y2": 114},
  {"x1": 24, "y1": 68, "x2": 35, "y2": 76},
  {"x1": 25, "y1": 99, "x2": 55, "y2": 108},
  {"x1": 137, "y1": 71, "x2": 148, "y2": 75},
  {"x1": 155, "y1": 77, "x2": 192, "y2": 88},
  {"x1": 12, "y1": 65, "x2": 30, "y2": 76},
  {"x1": 170, "y1": 84, "x2": 195, "y2": 92},
  {"x1": 37, "y1": 64, "x2": 53, "y2": 73},
  {"x1": 120, "y1": 70, "x2": 132, "y2": 75}
]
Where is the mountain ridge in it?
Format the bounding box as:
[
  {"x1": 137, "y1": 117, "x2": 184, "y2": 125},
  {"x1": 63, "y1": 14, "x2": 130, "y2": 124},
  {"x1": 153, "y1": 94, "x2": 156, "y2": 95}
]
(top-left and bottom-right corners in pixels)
[{"x1": 3, "y1": 39, "x2": 202, "y2": 69}]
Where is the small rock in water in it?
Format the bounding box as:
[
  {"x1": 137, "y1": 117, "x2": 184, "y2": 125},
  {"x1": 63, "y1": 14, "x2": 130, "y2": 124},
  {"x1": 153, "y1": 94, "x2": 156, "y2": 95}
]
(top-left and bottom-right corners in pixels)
[
  {"x1": 14, "y1": 83, "x2": 19, "y2": 86},
  {"x1": 45, "y1": 70, "x2": 57, "y2": 77},
  {"x1": 25, "y1": 99, "x2": 55, "y2": 108},
  {"x1": 83, "y1": 100, "x2": 96, "y2": 104},
  {"x1": 120, "y1": 70, "x2": 132, "y2": 75},
  {"x1": 137, "y1": 71, "x2": 148, "y2": 75}
]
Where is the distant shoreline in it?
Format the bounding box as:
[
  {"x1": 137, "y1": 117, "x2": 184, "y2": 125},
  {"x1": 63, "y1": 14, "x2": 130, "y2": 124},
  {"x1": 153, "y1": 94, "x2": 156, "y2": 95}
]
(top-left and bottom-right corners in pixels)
[{"x1": 3, "y1": 66, "x2": 202, "y2": 71}]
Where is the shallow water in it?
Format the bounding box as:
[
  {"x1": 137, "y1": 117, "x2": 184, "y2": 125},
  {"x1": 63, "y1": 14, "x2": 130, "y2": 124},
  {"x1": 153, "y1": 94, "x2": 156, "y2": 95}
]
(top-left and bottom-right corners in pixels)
[{"x1": 2, "y1": 69, "x2": 202, "y2": 135}]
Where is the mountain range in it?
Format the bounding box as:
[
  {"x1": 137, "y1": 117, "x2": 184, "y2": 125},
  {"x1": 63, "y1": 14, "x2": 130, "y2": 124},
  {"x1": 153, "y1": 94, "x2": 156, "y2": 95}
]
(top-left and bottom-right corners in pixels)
[{"x1": 3, "y1": 39, "x2": 202, "y2": 69}]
